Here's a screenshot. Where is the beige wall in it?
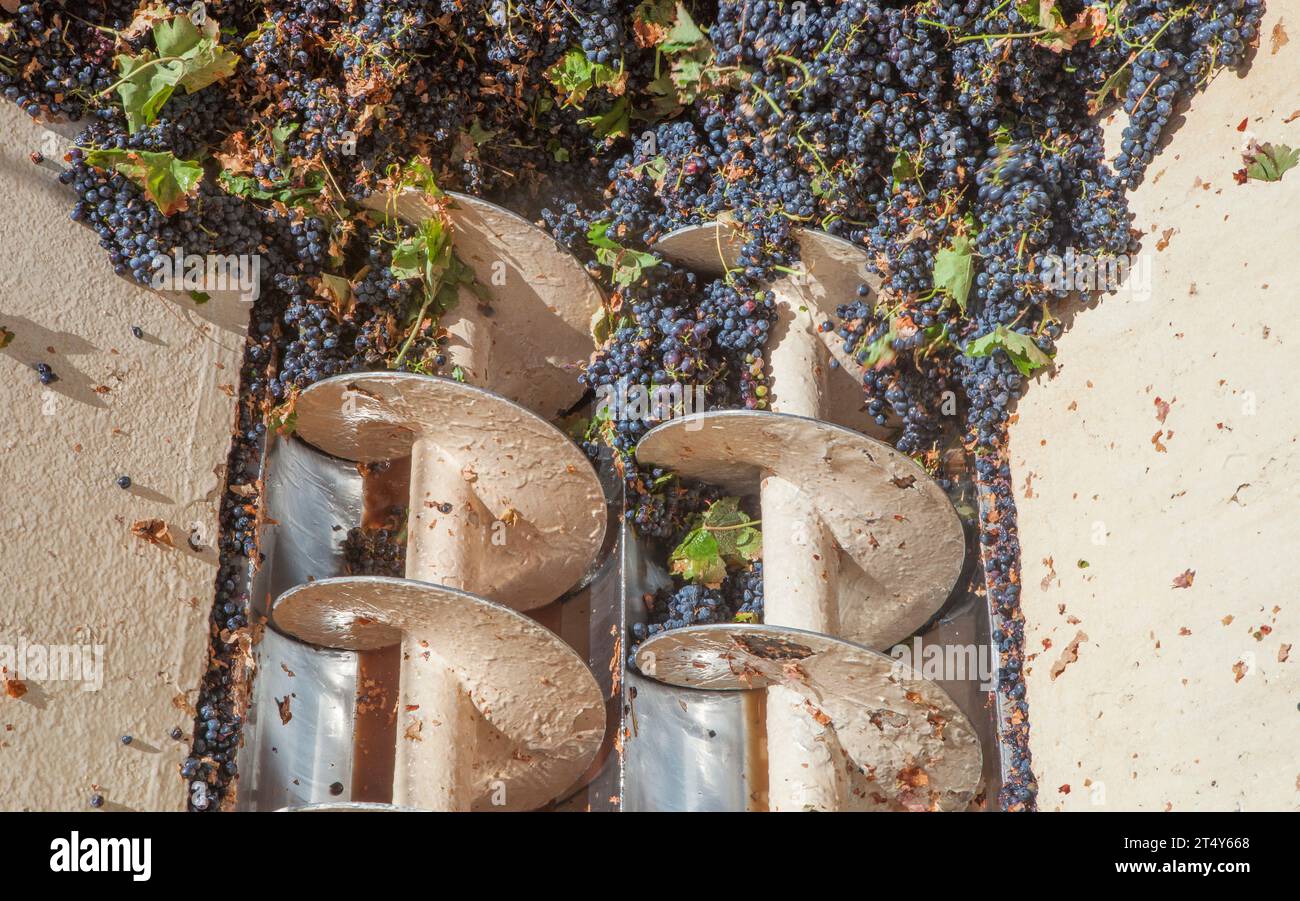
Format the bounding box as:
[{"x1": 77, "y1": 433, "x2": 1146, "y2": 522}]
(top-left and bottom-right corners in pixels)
[
  {"x1": 0, "y1": 102, "x2": 241, "y2": 810},
  {"x1": 1013, "y1": 5, "x2": 1299, "y2": 811}
]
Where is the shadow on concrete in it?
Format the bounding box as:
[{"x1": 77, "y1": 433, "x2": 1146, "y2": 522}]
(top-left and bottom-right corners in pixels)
[{"x1": 0, "y1": 314, "x2": 108, "y2": 409}]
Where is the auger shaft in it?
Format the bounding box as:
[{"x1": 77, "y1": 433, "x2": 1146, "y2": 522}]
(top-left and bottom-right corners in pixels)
[
  {"x1": 760, "y1": 282, "x2": 847, "y2": 811},
  {"x1": 388, "y1": 316, "x2": 495, "y2": 811},
  {"x1": 392, "y1": 643, "x2": 478, "y2": 810},
  {"x1": 268, "y1": 192, "x2": 610, "y2": 813},
  {"x1": 441, "y1": 290, "x2": 494, "y2": 386}
]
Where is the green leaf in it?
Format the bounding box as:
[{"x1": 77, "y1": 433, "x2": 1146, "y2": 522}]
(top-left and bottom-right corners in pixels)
[
  {"x1": 268, "y1": 400, "x2": 297, "y2": 436},
  {"x1": 467, "y1": 119, "x2": 497, "y2": 146},
  {"x1": 632, "y1": 0, "x2": 676, "y2": 32},
  {"x1": 152, "y1": 16, "x2": 203, "y2": 57},
  {"x1": 585, "y1": 220, "x2": 619, "y2": 251},
  {"x1": 731, "y1": 524, "x2": 762, "y2": 562},
  {"x1": 114, "y1": 16, "x2": 237, "y2": 132},
  {"x1": 598, "y1": 245, "x2": 659, "y2": 286},
  {"x1": 964, "y1": 325, "x2": 1054, "y2": 377},
  {"x1": 177, "y1": 41, "x2": 238, "y2": 93},
  {"x1": 669, "y1": 497, "x2": 762, "y2": 587},
  {"x1": 587, "y1": 220, "x2": 660, "y2": 286},
  {"x1": 632, "y1": 155, "x2": 669, "y2": 182},
  {"x1": 1245, "y1": 143, "x2": 1299, "y2": 182},
  {"x1": 389, "y1": 219, "x2": 451, "y2": 283},
  {"x1": 0, "y1": 326, "x2": 14, "y2": 349},
  {"x1": 217, "y1": 169, "x2": 323, "y2": 206},
  {"x1": 321, "y1": 274, "x2": 353, "y2": 316},
  {"x1": 669, "y1": 528, "x2": 726, "y2": 586},
  {"x1": 385, "y1": 210, "x2": 477, "y2": 368},
  {"x1": 544, "y1": 48, "x2": 625, "y2": 109},
  {"x1": 189, "y1": 290, "x2": 210, "y2": 304},
  {"x1": 891, "y1": 150, "x2": 917, "y2": 184},
  {"x1": 155, "y1": 17, "x2": 238, "y2": 93},
  {"x1": 114, "y1": 52, "x2": 181, "y2": 134},
  {"x1": 391, "y1": 158, "x2": 444, "y2": 198},
  {"x1": 271, "y1": 121, "x2": 299, "y2": 155},
  {"x1": 1015, "y1": 0, "x2": 1065, "y2": 29},
  {"x1": 83, "y1": 148, "x2": 202, "y2": 216},
  {"x1": 590, "y1": 308, "x2": 613, "y2": 345},
  {"x1": 661, "y1": 2, "x2": 706, "y2": 52},
  {"x1": 932, "y1": 235, "x2": 975, "y2": 313},
  {"x1": 578, "y1": 96, "x2": 631, "y2": 140},
  {"x1": 860, "y1": 327, "x2": 897, "y2": 369},
  {"x1": 389, "y1": 241, "x2": 425, "y2": 282}
]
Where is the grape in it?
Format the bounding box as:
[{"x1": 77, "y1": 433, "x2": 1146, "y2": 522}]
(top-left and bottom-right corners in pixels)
[{"x1": 342, "y1": 523, "x2": 406, "y2": 578}]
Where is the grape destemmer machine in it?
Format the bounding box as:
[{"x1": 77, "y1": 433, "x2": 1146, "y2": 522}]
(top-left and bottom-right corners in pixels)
[{"x1": 235, "y1": 191, "x2": 1002, "y2": 812}]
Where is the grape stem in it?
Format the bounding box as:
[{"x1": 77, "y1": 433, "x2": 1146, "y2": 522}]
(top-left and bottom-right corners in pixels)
[{"x1": 96, "y1": 55, "x2": 188, "y2": 98}]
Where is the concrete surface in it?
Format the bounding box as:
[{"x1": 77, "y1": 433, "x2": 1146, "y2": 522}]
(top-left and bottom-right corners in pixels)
[
  {"x1": 1012, "y1": 3, "x2": 1298, "y2": 811},
  {"x1": 0, "y1": 102, "x2": 241, "y2": 810}
]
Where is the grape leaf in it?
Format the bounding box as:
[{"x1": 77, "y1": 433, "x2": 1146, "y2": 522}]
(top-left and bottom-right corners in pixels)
[
  {"x1": 579, "y1": 96, "x2": 631, "y2": 140},
  {"x1": 114, "y1": 52, "x2": 182, "y2": 134},
  {"x1": 730, "y1": 523, "x2": 763, "y2": 562},
  {"x1": 151, "y1": 16, "x2": 201, "y2": 56},
  {"x1": 638, "y1": 0, "x2": 733, "y2": 113},
  {"x1": 587, "y1": 221, "x2": 660, "y2": 286},
  {"x1": 320, "y1": 274, "x2": 354, "y2": 319},
  {"x1": 669, "y1": 529, "x2": 727, "y2": 586},
  {"x1": 964, "y1": 325, "x2": 1054, "y2": 376},
  {"x1": 891, "y1": 150, "x2": 918, "y2": 183},
  {"x1": 860, "y1": 326, "x2": 897, "y2": 369},
  {"x1": 83, "y1": 148, "x2": 203, "y2": 216},
  {"x1": 631, "y1": 0, "x2": 675, "y2": 47},
  {"x1": 631, "y1": 155, "x2": 669, "y2": 183},
  {"x1": 268, "y1": 397, "x2": 298, "y2": 437},
  {"x1": 932, "y1": 235, "x2": 975, "y2": 313},
  {"x1": 387, "y1": 207, "x2": 481, "y2": 367},
  {"x1": 545, "y1": 49, "x2": 626, "y2": 109},
  {"x1": 114, "y1": 14, "x2": 238, "y2": 133},
  {"x1": 391, "y1": 157, "x2": 445, "y2": 199},
  {"x1": 270, "y1": 121, "x2": 298, "y2": 155},
  {"x1": 1245, "y1": 143, "x2": 1299, "y2": 182},
  {"x1": 217, "y1": 169, "x2": 323, "y2": 206},
  {"x1": 157, "y1": 18, "x2": 237, "y2": 93},
  {"x1": 390, "y1": 217, "x2": 452, "y2": 283},
  {"x1": 1016, "y1": 0, "x2": 1094, "y2": 52},
  {"x1": 467, "y1": 119, "x2": 497, "y2": 146},
  {"x1": 661, "y1": 2, "x2": 706, "y2": 52},
  {"x1": 669, "y1": 497, "x2": 762, "y2": 588}
]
